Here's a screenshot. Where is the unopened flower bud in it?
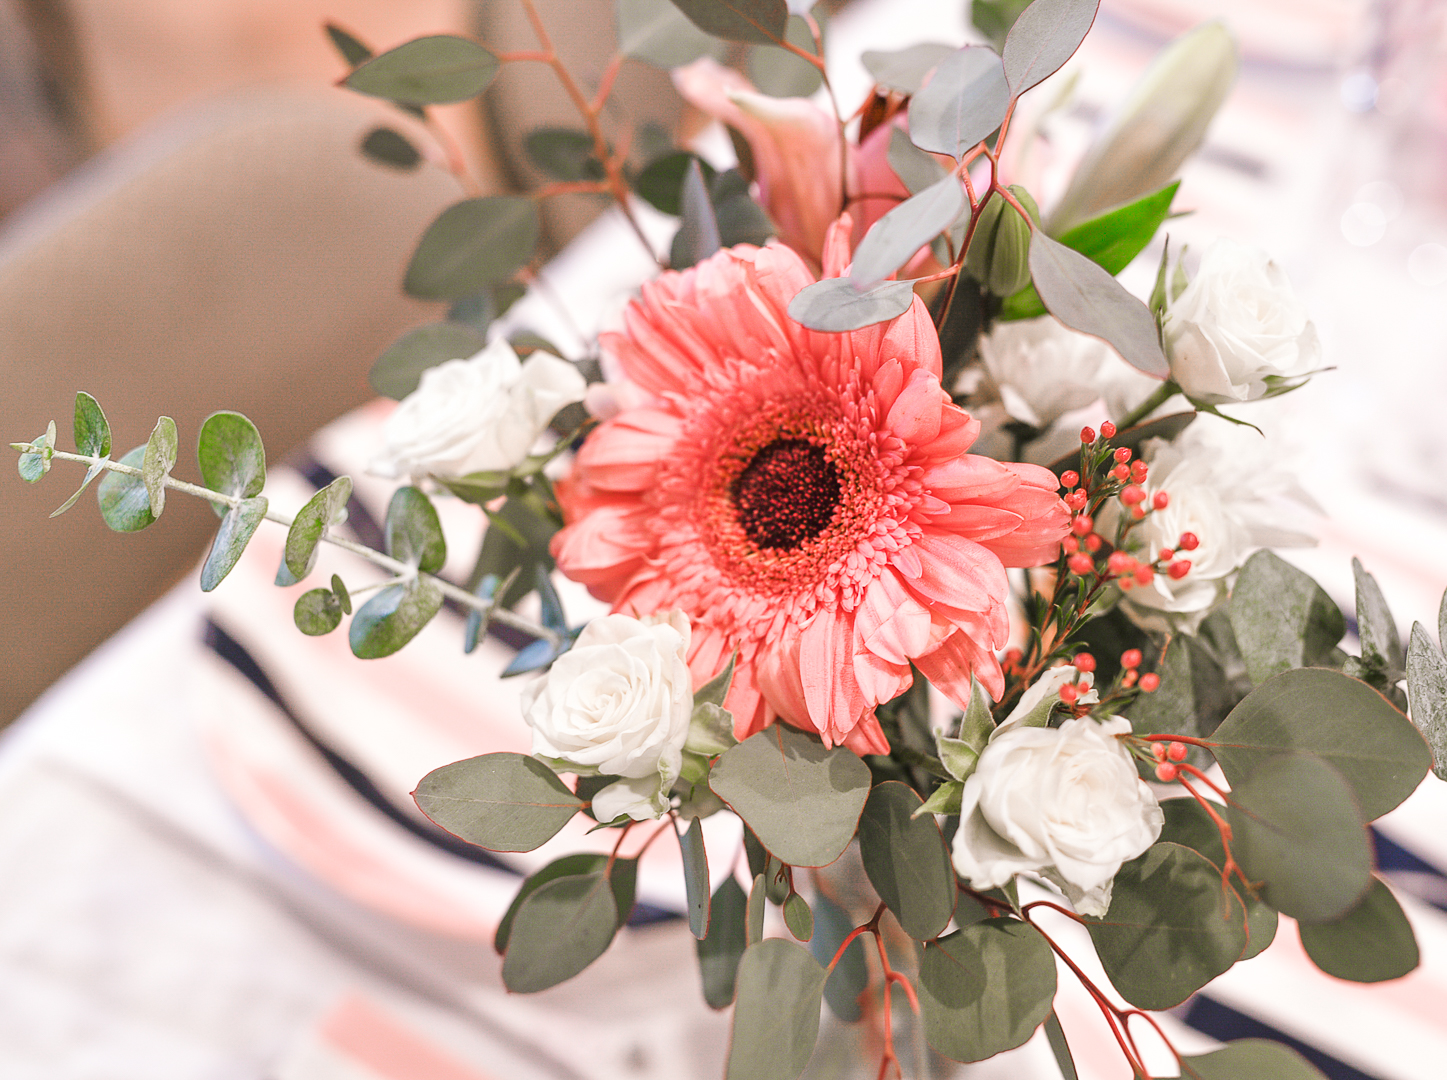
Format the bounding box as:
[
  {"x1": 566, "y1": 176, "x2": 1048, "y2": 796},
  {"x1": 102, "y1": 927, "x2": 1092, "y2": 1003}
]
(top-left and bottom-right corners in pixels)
[
  {"x1": 1152, "y1": 491, "x2": 1170, "y2": 510},
  {"x1": 1100, "y1": 421, "x2": 1117, "y2": 439},
  {"x1": 1121, "y1": 649, "x2": 1143, "y2": 670},
  {"x1": 1081, "y1": 426, "x2": 1096, "y2": 444},
  {"x1": 1068, "y1": 553, "x2": 1095, "y2": 575},
  {"x1": 1060, "y1": 470, "x2": 1080, "y2": 489},
  {"x1": 966, "y1": 186, "x2": 1039, "y2": 297},
  {"x1": 1139, "y1": 672, "x2": 1161, "y2": 692},
  {"x1": 1073, "y1": 652, "x2": 1096, "y2": 673}
]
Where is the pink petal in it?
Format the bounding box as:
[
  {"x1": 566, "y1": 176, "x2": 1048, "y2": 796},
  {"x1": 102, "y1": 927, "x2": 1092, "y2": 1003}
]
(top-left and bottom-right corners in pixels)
[
  {"x1": 856, "y1": 570, "x2": 934, "y2": 665},
  {"x1": 799, "y1": 607, "x2": 870, "y2": 744},
  {"x1": 906, "y1": 530, "x2": 1007, "y2": 614},
  {"x1": 916, "y1": 631, "x2": 1005, "y2": 706},
  {"x1": 575, "y1": 410, "x2": 682, "y2": 491},
  {"x1": 842, "y1": 716, "x2": 891, "y2": 756},
  {"x1": 885, "y1": 368, "x2": 945, "y2": 444},
  {"x1": 919, "y1": 455, "x2": 1020, "y2": 502},
  {"x1": 924, "y1": 503, "x2": 1024, "y2": 541}
]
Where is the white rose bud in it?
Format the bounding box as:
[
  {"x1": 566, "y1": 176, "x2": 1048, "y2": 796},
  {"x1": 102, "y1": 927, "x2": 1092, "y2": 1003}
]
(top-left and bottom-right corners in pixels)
[
  {"x1": 1162, "y1": 240, "x2": 1320, "y2": 405},
  {"x1": 951, "y1": 714, "x2": 1163, "y2": 916},
  {"x1": 371, "y1": 338, "x2": 587, "y2": 480},
  {"x1": 522, "y1": 611, "x2": 693, "y2": 821}
]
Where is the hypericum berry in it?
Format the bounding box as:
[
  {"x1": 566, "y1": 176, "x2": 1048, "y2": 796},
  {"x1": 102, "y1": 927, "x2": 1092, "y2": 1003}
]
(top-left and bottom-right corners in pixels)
[
  {"x1": 1121, "y1": 648, "x2": 1143, "y2": 670},
  {"x1": 1167, "y1": 741, "x2": 1188, "y2": 762},
  {"x1": 1070, "y1": 515, "x2": 1094, "y2": 536},
  {"x1": 1066, "y1": 490, "x2": 1088, "y2": 510},
  {"x1": 1155, "y1": 762, "x2": 1179, "y2": 782},
  {"x1": 1168, "y1": 560, "x2": 1192, "y2": 580},
  {"x1": 1134, "y1": 564, "x2": 1155, "y2": 584},
  {"x1": 1113, "y1": 447, "x2": 1132, "y2": 464},
  {"x1": 1083, "y1": 533, "x2": 1103, "y2": 553},
  {"x1": 1058, "y1": 682, "x2": 1080, "y2": 705},
  {"x1": 1130, "y1": 505, "x2": 1147, "y2": 520},
  {"x1": 1107, "y1": 551, "x2": 1135, "y2": 574},
  {"x1": 1130, "y1": 460, "x2": 1149, "y2": 483},
  {"x1": 1068, "y1": 553, "x2": 1094, "y2": 575},
  {"x1": 1081, "y1": 426, "x2": 1096, "y2": 443},
  {"x1": 1100, "y1": 421, "x2": 1117, "y2": 439},
  {"x1": 1110, "y1": 463, "x2": 1130, "y2": 481},
  {"x1": 1062, "y1": 535, "x2": 1079, "y2": 554},
  {"x1": 1151, "y1": 742, "x2": 1168, "y2": 761},
  {"x1": 1073, "y1": 652, "x2": 1096, "y2": 673},
  {"x1": 1122, "y1": 669, "x2": 1139, "y2": 688},
  {"x1": 1120, "y1": 576, "x2": 1137, "y2": 591},
  {"x1": 1120, "y1": 485, "x2": 1145, "y2": 506},
  {"x1": 1060, "y1": 470, "x2": 1080, "y2": 489},
  {"x1": 1140, "y1": 672, "x2": 1161, "y2": 692},
  {"x1": 1157, "y1": 547, "x2": 1174, "y2": 562},
  {"x1": 1152, "y1": 491, "x2": 1170, "y2": 510},
  {"x1": 1178, "y1": 532, "x2": 1200, "y2": 551}
]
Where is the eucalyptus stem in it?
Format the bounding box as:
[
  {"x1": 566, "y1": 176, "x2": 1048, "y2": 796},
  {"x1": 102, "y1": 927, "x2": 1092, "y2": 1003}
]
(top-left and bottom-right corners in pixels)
[{"x1": 27, "y1": 447, "x2": 562, "y2": 646}]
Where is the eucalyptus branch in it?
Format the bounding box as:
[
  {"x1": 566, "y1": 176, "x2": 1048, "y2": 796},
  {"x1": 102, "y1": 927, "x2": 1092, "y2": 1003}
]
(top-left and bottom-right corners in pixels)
[{"x1": 22, "y1": 446, "x2": 562, "y2": 646}]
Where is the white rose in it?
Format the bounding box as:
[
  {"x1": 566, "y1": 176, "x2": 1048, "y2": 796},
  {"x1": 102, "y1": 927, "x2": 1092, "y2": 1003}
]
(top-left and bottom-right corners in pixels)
[
  {"x1": 522, "y1": 611, "x2": 693, "y2": 820},
  {"x1": 1109, "y1": 421, "x2": 1318, "y2": 633},
  {"x1": 978, "y1": 317, "x2": 1111, "y2": 430},
  {"x1": 371, "y1": 338, "x2": 586, "y2": 479},
  {"x1": 1162, "y1": 239, "x2": 1320, "y2": 405},
  {"x1": 951, "y1": 714, "x2": 1163, "y2": 916}
]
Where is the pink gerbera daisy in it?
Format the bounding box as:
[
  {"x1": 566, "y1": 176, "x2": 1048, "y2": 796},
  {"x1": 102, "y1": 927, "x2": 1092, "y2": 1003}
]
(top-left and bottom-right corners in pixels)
[{"x1": 551, "y1": 226, "x2": 1069, "y2": 754}]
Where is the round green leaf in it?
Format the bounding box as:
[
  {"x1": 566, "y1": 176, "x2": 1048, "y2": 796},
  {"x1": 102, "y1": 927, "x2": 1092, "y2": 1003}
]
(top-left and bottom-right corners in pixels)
[
  {"x1": 501, "y1": 871, "x2": 619, "y2": 993},
  {"x1": 369, "y1": 322, "x2": 486, "y2": 401},
  {"x1": 1227, "y1": 550, "x2": 1346, "y2": 684},
  {"x1": 141, "y1": 415, "x2": 178, "y2": 518},
  {"x1": 196, "y1": 411, "x2": 266, "y2": 510},
  {"x1": 746, "y1": 14, "x2": 822, "y2": 98},
  {"x1": 523, "y1": 127, "x2": 604, "y2": 182},
  {"x1": 709, "y1": 726, "x2": 871, "y2": 867},
  {"x1": 1298, "y1": 877, "x2": 1419, "y2": 983},
  {"x1": 1157, "y1": 798, "x2": 1276, "y2": 959},
  {"x1": 1407, "y1": 622, "x2": 1447, "y2": 782},
  {"x1": 495, "y1": 854, "x2": 637, "y2": 953},
  {"x1": 200, "y1": 496, "x2": 269, "y2": 592},
  {"x1": 73, "y1": 391, "x2": 111, "y2": 459},
  {"x1": 383, "y1": 485, "x2": 446, "y2": 573},
  {"x1": 858, "y1": 781, "x2": 957, "y2": 941},
  {"x1": 726, "y1": 938, "x2": 827, "y2": 1080},
  {"x1": 1085, "y1": 842, "x2": 1246, "y2": 1010},
  {"x1": 1170, "y1": 1039, "x2": 1329, "y2": 1080},
  {"x1": 697, "y1": 874, "x2": 749, "y2": 1009},
  {"x1": 414, "y1": 753, "x2": 583, "y2": 852},
  {"x1": 294, "y1": 588, "x2": 344, "y2": 636},
  {"x1": 918, "y1": 918, "x2": 1057, "y2": 1063},
  {"x1": 285, "y1": 475, "x2": 353, "y2": 582},
  {"x1": 96, "y1": 446, "x2": 156, "y2": 532},
  {"x1": 16, "y1": 422, "x2": 55, "y2": 483},
  {"x1": 786, "y1": 276, "x2": 916, "y2": 332},
  {"x1": 861, "y1": 42, "x2": 956, "y2": 94},
  {"x1": 1211, "y1": 667, "x2": 1431, "y2": 821},
  {"x1": 809, "y1": 890, "x2": 867, "y2": 1022},
  {"x1": 404, "y1": 196, "x2": 540, "y2": 299},
  {"x1": 348, "y1": 579, "x2": 443, "y2": 658},
  {"x1": 678, "y1": 817, "x2": 711, "y2": 939},
  {"x1": 344, "y1": 35, "x2": 498, "y2": 105},
  {"x1": 1226, "y1": 751, "x2": 1372, "y2": 923}
]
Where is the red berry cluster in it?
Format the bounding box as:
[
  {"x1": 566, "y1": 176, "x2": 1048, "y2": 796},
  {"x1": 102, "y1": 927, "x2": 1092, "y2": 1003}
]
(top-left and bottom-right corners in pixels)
[{"x1": 1150, "y1": 739, "x2": 1188, "y2": 781}]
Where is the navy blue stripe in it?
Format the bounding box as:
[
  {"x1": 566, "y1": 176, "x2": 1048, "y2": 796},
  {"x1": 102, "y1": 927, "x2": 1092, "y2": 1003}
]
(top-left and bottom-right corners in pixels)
[{"x1": 1182, "y1": 996, "x2": 1382, "y2": 1080}]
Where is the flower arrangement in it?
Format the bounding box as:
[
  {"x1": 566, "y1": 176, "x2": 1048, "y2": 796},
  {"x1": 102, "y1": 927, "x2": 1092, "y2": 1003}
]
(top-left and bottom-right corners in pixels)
[{"x1": 12, "y1": 0, "x2": 1447, "y2": 1077}]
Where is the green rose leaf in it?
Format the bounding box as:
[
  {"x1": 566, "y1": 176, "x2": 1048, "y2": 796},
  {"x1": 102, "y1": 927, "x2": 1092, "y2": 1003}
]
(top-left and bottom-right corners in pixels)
[
  {"x1": 523, "y1": 127, "x2": 604, "y2": 182},
  {"x1": 666, "y1": 0, "x2": 788, "y2": 46},
  {"x1": 345, "y1": 35, "x2": 498, "y2": 105},
  {"x1": 16, "y1": 421, "x2": 56, "y2": 483},
  {"x1": 787, "y1": 276, "x2": 917, "y2": 332},
  {"x1": 678, "y1": 816, "x2": 711, "y2": 939},
  {"x1": 1406, "y1": 621, "x2": 1447, "y2": 780},
  {"x1": 1297, "y1": 877, "x2": 1419, "y2": 983},
  {"x1": 709, "y1": 725, "x2": 871, "y2": 867},
  {"x1": 1028, "y1": 229, "x2": 1169, "y2": 377},
  {"x1": 294, "y1": 587, "x2": 345, "y2": 636},
  {"x1": 861, "y1": 42, "x2": 956, "y2": 94},
  {"x1": 1001, "y1": 0, "x2": 1099, "y2": 95},
  {"x1": 96, "y1": 445, "x2": 156, "y2": 532},
  {"x1": 495, "y1": 853, "x2": 637, "y2": 953},
  {"x1": 918, "y1": 918, "x2": 1057, "y2": 1063},
  {"x1": 405, "y1": 196, "x2": 540, "y2": 299},
  {"x1": 850, "y1": 173, "x2": 966, "y2": 290},
  {"x1": 908, "y1": 46, "x2": 1010, "y2": 159},
  {"x1": 1160, "y1": 1039, "x2": 1329, "y2": 1080},
  {"x1": 413, "y1": 752, "x2": 583, "y2": 852},
  {"x1": 140, "y1": 415, "x2": 177, "y2": 518},
  {"x1": 1228, "y1": 550, "x2": 1346, "y2": 684},
  {"x1": 1156, "y1": 798, "x2": 1276, "y2": 958},
  {"x1": 73, "y1": 391, "x2": 111, "y2": 459},
  {"x1": 617, "y1": 0, "x2": 726, "y2": 68},
  {"x1": 1085, "y1": 842, "x2": 1246, "y2": 1010},
  {"x1": 809, "y1": 890, "x2": 867, "y2": 1021},
  {"x1": 369, "y1": 322, "x2": 487, "y2": 400},
  {"x1": 725, "y1": 938, "x2": 827, "y2": 1080},
  {"x1": 200, "y1": 496, "x2": 269, "y2": 591},
  {"x1": 858, "y1": 781, "x2": 957, "y2": 940},
  {"x1": 384, "y1": 485, "x2": 446, "y2": 573},
  {"x1": 782, "y1": 892, "x2": 813, "y2": 941},
  {"x1": 1210, "y1": 667, "x2": 1430, "y2": 822},
  {"x1": 697, "y1": 874, "x2": 749, "y2": 1009},
  {"x1": 501, "y1": 871, "x2": 619, "y2": 993},
  {"x1": 285, "y1": 475, "x2": 353, "y2": 582},
  {"x1": 196, "y1": 411, "x2": 266, "y2": 517},
  {"x1": 1226, "y1": 751, "x2": 1372, "y2": 923}
]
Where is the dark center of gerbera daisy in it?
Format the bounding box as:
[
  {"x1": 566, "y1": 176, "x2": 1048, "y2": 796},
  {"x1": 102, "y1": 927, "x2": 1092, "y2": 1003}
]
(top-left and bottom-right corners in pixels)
[{"x1": 731, "y1": 438, "x2": 841, "y2": 550}]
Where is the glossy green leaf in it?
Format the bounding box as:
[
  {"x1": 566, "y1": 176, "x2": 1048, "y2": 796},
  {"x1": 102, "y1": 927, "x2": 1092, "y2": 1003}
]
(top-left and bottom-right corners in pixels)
[
  {"x1": 348, "y1": 579, "x2": 443, "y2": 658},
  {"x1": 360, "y1": 127, "x2": 421, "y2": 169},
  {"x1": 746, "y1": 14, "x2": 821, "y2": 98},
  {"x1": 1406, "y1": 622, "x2": 1447, "y2": 780},
  {"x1": 1044, "y1": 1011, "x2": 1078, "y2": 1080},
  {"x1": 617, "y1": 0, "x2": 726, "y2": 67},
  {"x1": 384, "y1": 485, "x2": 446, "y2": 573},
  {"x1": 858, "y1": 782, "x2": 956, "y2": 940},
  {"x1": 1028, "y1": 229, "x2": 1169, "y2": 377},
  {"x1": 502, "y1": 871, "x2": 619, "y2": 992},
  {"x1": 285, "y1": 475, "x2": 352, "y2": 582},
  {"x1": 414, "y1": 752, "x2": 583, "y2": 852},
  {"x1": 670, "y1": 159, "x2": 722, "y2": 270},
  {"x1": 782, "y1": 892, "x2": 813, "y2": 941},
  {"x1": 726, "y1": 938, "x2": 827, "y2": 1080},
  {"x1": 862, "y1": 42, "x2": 955, "y2": 94},
  {"x1": 710, "y1": 725, "x2": 871, "y2": 867},
  {"x1": 73, "y1": 392, "x2": 110, "y2": 458},
  {"x1": 196, "y1": 411, "x2": 266, "y2": 516},
  {"x1": 787, "y1": 276, "x2": 916, "y2": 332},
  {"x1": 667, "y1": 0, "x2": 788, "y2": 45},
  {"x1": 908, "y1": 45, "x2": 1010, "y2": 159},
  {"x1": 809, "y1": 890, "x2": 867, "y2": 1021},
  {"x1": 523, "y1": 127, "x2": 603, "y2": 182},
  {"x1": 918, "y1": 919, "x2": 1057, "y2": 1062},
  {"x1": 141, "y1": 416, "x2": 177, "y2": 518},
  {"x1": 325, "y1": 22, "x2": 373, "y2": 66},
  {"x1": 1298, "y1": 877, "x2": 1418, "y2": 983},
  {"x1": 1159, "y1": 1039, "x2": 1329, "y2": 1080},
  {"x1": 679, "y1": 817, "x2": 711, "y2": 939},
  {"x1": 1156, "y1": 798, "x2": 1276, "y2": 958},
  {"x1": 850, "y1": 173, "x2": 965, "y2": 289},
  {"x1": 345, "y1": 35, "x2": 498, "y2": 105},
  {"x1": 1226, "y1": 751, "x2": 1372, "y2": 922},
  {"x1": 698, "y1": 874, "x2": 749, "y2": 1008},
  {"x1": 1229, "y1": 551, "x2": 1346, "y2": 683},
  {"x1": 1211, "y1": 667, "x2": 1430, "y2": 822},
  {"x1": 200, "y1": 496, "x2": 268, "y2": 591},
  {"x1": 1001, "y1": 0, "x2": 1099, "y2": 95},
  {"x1": 1085, "y1": 843, "x2": 1246, "y2": 1010},
  {"x1": 96, "y1": 445, "x2": 155, "y2": 531},
  {"x1": 294, "y1": 587, "x2": 344, "y2": 636},
  {"x1": 16, "y1": 421, "x2": 55, "y2": 483},
  {"x1": 405, "y1": 196, "x2": 539, "y2": 299},
  {"x1": 495, "y1": 853, "x2": 636, "y2": 953},
  {"x1": 369, "y1": 322, "x2": 486, "y2": 400}
]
